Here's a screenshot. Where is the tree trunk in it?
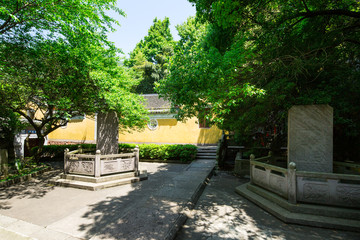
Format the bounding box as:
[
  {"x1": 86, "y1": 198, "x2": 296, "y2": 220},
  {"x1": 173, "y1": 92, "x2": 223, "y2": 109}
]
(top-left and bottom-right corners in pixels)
[
  {"x1": 96, "y1": 111, "x2": 119, "y2": 155},
  {"x1": 33, "y1": 136, "x2": 45, "y2": 164},
  {"x1": 6, "y1": 133, "x2": 15, "y2": 164}
]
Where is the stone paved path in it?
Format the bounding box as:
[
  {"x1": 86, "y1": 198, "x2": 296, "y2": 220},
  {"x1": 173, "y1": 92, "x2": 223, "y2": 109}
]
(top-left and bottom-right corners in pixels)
[
  {"x1": 175, "y1": 171, "x2": 360, "y2": 240},
  {"x1": 0, "y1": 160, "x2": 214, "y2": 240},
  {"x1": 2, "y1": 161, "x2": 359, "y2": 240}
]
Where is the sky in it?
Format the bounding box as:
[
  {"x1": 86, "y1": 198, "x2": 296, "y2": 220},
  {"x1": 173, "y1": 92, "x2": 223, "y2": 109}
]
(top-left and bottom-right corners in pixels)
[{"x1": 107, "y1": 0, "x2": 196, "y2": 57}]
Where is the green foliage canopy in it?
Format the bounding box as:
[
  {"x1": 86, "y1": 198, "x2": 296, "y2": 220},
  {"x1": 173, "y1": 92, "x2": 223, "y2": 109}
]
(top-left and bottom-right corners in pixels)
[
  {"x1": 125, "y1": 17, "x2": 174, "y2": 94},
  {"x1": 0, "y1": 0, "x2": 122, "y2": 46},
  {"x1": 0, "y1": 0, "x2": 148, "y2": 158},
  {"x1": 158, "y1": 1, "x2": 360, "y2": 157}
]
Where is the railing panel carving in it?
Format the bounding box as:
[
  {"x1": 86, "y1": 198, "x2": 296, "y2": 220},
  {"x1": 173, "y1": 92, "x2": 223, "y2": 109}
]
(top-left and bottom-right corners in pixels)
[
  {"x1": 250, "y1": 156, "x2": 360, "y2": 208},
  {"x1": 64, "y1": 147, "x2": 139, "y2": 177},
  {"x1": 251, "y1": 162, "x2": 288, "y2": 198},
  {"x1": 297, "y1": 173, "x2": 360, "y2": 208}
]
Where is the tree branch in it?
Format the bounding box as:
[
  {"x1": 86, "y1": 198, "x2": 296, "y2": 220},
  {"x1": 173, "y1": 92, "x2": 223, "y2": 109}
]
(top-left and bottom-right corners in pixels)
[
  {"x1": 301, "y1": 0, "x2": 310, "y2": 13},
  {"x1": 297, "y1": 9, "x2": 360, "y2": 19},
  {"x1": 344, "y1": 38, "x2": 360, "y2": 45}
]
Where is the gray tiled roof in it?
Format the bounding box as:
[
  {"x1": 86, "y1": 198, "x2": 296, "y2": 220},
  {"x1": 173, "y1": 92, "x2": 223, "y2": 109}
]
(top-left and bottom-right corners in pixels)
[{"x1": 142, "y1": 94, "x2": 171, "y2": 110}]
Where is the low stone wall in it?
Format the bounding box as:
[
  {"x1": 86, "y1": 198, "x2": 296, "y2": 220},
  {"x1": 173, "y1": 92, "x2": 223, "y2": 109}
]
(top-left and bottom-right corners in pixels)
[
  {"x1": 296, "y1": 171, "x2": 360, "y2": 208},
  {"x1": 64, "y1": 147, "x2": 139, "y2": 177},
  {"x1": 234, "y1": 152, "x2": 249, "y2": 177},
  {"x1": 250, "y1": 157, "x2": 360, "y2": 208},
  {"x1": 47, "y1": 140, "x2": 95, "y2": 145},
  {"x1": 334, "y1": 161, "x2": 360, "y2": 175},
  {"x1": 0, "y1": 166, "x2": 50, "y2": 187},
  {"x1": 251, "y1": 156, "x2": 295, "y2": 202}
]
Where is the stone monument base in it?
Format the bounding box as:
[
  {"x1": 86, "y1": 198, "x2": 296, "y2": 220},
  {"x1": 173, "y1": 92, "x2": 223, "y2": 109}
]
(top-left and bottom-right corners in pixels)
[
  {"x1": 236, "y1": 183, "x2": 360, "y2": 232},
  {"x1": 51, "y1": 170, "x2": 148, "y2": 191}
]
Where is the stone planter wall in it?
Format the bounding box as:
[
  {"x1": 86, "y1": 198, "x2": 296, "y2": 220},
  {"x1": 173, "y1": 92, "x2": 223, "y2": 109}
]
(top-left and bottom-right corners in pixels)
[
  {"x1": 64, "y1": 147, "x2": 139, "y2": 177},
  {"x1": 250, "y1": 158, "x2": 360, "y2": 208}
]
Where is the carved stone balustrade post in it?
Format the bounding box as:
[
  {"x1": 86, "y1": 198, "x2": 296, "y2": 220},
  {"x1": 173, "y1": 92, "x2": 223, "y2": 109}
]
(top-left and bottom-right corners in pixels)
[
  {"x1": 288, "y1": 162, "x2": 297, "y2": 204},
  {"x1": 78, "y1": 145, "x2": 83, "y2": 154},
  {"x1": 64, "y1": 148, "x2": 69, "y2": 174},
  {"x1": 95, "y1": 150, "x2": 101, "y2": 177},
  {"x1": 134, "y1": 146, "x2": 139, "y2": 176},
  {"x1": 250, "y1": 154, "x2": 255, "y2": 184}
]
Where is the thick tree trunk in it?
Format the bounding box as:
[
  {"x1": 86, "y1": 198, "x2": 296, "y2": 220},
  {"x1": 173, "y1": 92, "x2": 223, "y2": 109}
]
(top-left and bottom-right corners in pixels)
[
  {"x1": 96, "y1": 111, "x2": 119, "y2": 155},
  {"x1": 6, "y1": 133, "x2": 15, "y2": 164},
  {"x1": 33, "y1": 136, "x2": 45, "y2": 163}
]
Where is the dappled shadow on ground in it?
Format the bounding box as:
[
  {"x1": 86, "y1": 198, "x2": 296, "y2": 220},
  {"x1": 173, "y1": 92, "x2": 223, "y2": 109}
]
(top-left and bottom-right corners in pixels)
[
  {"x1": 175, "y1": 172, "x2": 360, "y2": 240},
  {"x1": 0, "y1": 168, "x2": 61, "y2": 210},
  {"x1": 76, "y1": 162, "x2": 188, "y2": 240}
]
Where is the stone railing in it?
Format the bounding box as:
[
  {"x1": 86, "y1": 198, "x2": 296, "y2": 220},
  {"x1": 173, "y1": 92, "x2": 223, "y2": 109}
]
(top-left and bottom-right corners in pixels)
[
  {"x1": 334, "y1": 161, "x2": 360, "y2": 175},
  {"x1": 250, "y1": 156, "x2": 360, "y2": 208},
  {"x1": 250, "y1": 154, "x2": 295, "y2": 202},
  {"x1": 296, "y1": 171, "x2": 360, "y2": 208},
  {"x1": 64, "y1": 146, "x2": 139, "y2": 177}
]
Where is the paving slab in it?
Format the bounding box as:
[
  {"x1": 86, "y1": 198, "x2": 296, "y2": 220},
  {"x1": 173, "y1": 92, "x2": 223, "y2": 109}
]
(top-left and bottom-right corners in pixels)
[
  {"x1": 175, "y1": 171, "x2": 360, "y2": 240},
  {"x1": 0, "y1": 226, "x2": 33, "y2": 240},
  {"x1": 0, "y1": 160, "x2": 215, "y2": 240}
]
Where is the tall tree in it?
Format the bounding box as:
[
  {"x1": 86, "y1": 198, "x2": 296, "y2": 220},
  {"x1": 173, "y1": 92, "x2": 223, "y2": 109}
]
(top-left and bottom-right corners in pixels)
[
  {"x1": 125, "y1": 17, "x2": 174, "y2": 94},
  {"x1": 0, "y1": 0, "x2": 122, "y2": 46},
  {"x1": 0, "y1": 1, "x2": 148, "y2": 160},
  {"x1": 159, "y1": 1, "x2": 360, "y2": 159},
  {"x1": 0, "y1": 39, "x2": 148, "y2": 160},
  {"x1": 157, "y1": 16, "x2": 264, "y2": 129}
]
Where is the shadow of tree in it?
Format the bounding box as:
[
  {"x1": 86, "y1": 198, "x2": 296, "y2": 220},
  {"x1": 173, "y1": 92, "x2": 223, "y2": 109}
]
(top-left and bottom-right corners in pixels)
[
  {"x1": 74, "y1": 162, "x2": 189, "y2": 240},
  {"x1": 175, "y1": 172, "x2": 360, "y2": 240},
  {"x1": 0, "y1": 164, "x2": 61, "y2": 208}
]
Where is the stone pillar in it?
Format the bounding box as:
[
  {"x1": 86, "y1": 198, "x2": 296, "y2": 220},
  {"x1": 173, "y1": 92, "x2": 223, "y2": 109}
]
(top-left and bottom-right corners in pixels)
[
  {"x1": 288, "y1": 105, "x2": 333, "y2": 173},
  {"x1": 134, "y1": 146, "x2": 139, "y2": 176},
  {"x1": 234, "y1": 152, "x2": 250, "y2": 177},
  {"x1": 287, "y1": 162, "x2": 297, "y2": 204},
  {"x1": 96, "y1": 111, "x2": 119, "y2": 155},
  {"x1": 249, "y1": 154, "x2": 255, "y2": 184},
  {"x1": 64, "y1": 148, "x2": 69, "y2": 174},
  {"x1": 95, "y1": 150, "x2": 101, "y2": 177}
]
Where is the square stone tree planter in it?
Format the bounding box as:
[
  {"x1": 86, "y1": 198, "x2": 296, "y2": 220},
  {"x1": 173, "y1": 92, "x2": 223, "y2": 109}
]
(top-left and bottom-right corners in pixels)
[{"x1": 52, "y1": 112, "x2": 147, "y2": 190}]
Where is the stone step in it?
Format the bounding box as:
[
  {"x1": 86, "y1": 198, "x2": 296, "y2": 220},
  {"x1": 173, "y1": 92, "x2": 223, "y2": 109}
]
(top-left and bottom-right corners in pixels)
[
  {"x1": 196, "y1": 155, "x2": 217, "y2": 160},
  {"x1": 197, "y1": 151, "x2": 217, "y2": 154},
  {"x1": 236, "y1": 183, "x2": 360, "y2": 232},
  {"x1": 52, "y1": 173, "x2": 148, "y2": 191},
  {"x1": 0, "y1": 215, "x2": 83, "y2": 240},
  {"x1": 59, "y1": 171, "x2": 140, "y2": 183},
  {"x1": 197, "y1": 147, "x2": 217, "y2": 151},
  {"x1": 197, "y1": 152, "x2": 217, "y2": 156},
  {"x1": 245, "y1": 183, "x2": 360, "y2": 220},
  {"x1": 197, "y1": 148, "x2": 217, "y2": 151}
]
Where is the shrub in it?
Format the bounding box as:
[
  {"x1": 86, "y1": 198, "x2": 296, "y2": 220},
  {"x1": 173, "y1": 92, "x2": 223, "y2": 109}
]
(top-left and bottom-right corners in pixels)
[
  {"x1": 138, "y1": 144, "x2": 197, "y2": 162},
  {"x1": 34, "y1": 143, "x2": 197, "y2": 162},
  {"x1": 32, "y1": 144, "x2": 96, "y2": 160}
]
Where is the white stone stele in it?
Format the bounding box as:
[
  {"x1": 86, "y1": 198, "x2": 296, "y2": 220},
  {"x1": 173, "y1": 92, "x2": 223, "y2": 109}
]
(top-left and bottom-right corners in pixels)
[{"x1": 288, "y1": 105, "x2": 333, "y2": 173}]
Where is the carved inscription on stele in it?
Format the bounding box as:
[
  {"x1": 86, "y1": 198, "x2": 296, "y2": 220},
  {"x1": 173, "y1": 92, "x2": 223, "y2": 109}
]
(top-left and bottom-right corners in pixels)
[{"x1": 288, "y1": 105, "x2": 333, "y2": 172}]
